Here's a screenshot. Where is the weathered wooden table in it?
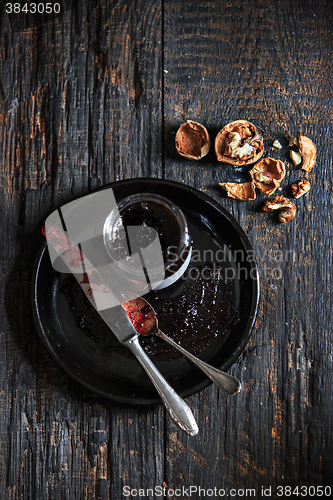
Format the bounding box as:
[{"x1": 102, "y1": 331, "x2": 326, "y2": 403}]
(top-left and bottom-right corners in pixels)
[{"x1": 1, "y1": 0, "x2": 332, "y2": 498}]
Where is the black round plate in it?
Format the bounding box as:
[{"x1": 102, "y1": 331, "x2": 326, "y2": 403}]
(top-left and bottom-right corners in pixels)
[{"x1": 32, "y1": 179, "x2": 259, "y2": 404}]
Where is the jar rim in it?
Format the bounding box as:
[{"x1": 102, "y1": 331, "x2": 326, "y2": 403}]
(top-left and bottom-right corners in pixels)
[
  {"x1": 103, "y1": 192, "x2": 190, "y2": 265},
  {"x1": 102, "y1": 193, "x2": 192, "y2": 289}
]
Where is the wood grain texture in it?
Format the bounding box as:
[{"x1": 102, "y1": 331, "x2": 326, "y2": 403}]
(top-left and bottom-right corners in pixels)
[
  {"x1": 163, "y1": 0, "x2": 333, "y2": 496},
  {"x1": 0, "y1": 0, "x2": 332, "y2": 498},
  {"x1": 0, "y1": 1, "x2": 164, "y2": 499}
]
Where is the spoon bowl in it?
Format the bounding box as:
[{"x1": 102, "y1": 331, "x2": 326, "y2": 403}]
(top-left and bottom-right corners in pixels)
[{"x1": 120, "y1": 294, "x2": 241, "y2": 396}]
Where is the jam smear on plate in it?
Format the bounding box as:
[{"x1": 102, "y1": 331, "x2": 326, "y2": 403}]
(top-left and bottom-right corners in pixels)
[{"x1": 60, "y1": 263, "x2": 239, "y2": 362}]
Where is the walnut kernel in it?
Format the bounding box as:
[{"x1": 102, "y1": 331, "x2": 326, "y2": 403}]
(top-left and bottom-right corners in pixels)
[
  {"x1": 262, "y1": 195, "x2": 296, "y2": 223},
  {"x1": 219, "y1": 181, "x2": 256, "y2": 201},
  {"x1": 289, "y1": 150, "x2": 302, "y2": 166},
  {"x1": 175, "y1": 121, "x2": 211, "y2": 160},
  {"x1": 273, "y1": 140, "x2": 282, "y2": 149},
  {"x1": 290, "y1": 179, "x2": 311, "y2": 198},
  {"x1": 215, "y1": 120, "x2": 264, "y2": 165}
]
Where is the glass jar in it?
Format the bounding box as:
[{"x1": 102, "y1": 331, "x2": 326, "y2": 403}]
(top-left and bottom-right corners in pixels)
[{"x1": 103, "y1": 193, "x2": 192, "y2": 292}]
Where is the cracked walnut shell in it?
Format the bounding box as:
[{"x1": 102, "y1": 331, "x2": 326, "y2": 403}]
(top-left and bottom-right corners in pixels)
[
  {"x1": 175, "y1": 121, "x2": 211, "y2": 160},
  {"x1": 262, "y1": 195, "x2": 296, "y2": 223},
  {"x1": 297, "y1": 132, "x2": 316, "y2": 172},
  {"x1": 219, "y1": 181, "x2": 256, "y2": 201},
  {"x1": 249, "y1": 157, "x2": 285, "y2": 196},
  {"x1": 215, "y1": 120, "x2": 264, "y2": 166}
]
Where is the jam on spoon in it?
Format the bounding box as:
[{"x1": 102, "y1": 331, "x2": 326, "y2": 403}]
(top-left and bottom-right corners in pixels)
[{"x1": 120, "y1": 294, "x2": 241, "y2": 396}]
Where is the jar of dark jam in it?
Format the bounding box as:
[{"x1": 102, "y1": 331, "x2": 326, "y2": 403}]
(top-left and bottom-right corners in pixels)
[{"x1": 103, "y1": 193, "x2": 192, "y2": 291}]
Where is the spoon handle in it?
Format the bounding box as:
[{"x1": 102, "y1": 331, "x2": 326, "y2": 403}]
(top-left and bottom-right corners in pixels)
[
  {"x1": 156, "y1": 330, "x2": 241, "y2": 396},
  {"x1": 124, "y1": 336, "x2": 199, "y2": 436}
]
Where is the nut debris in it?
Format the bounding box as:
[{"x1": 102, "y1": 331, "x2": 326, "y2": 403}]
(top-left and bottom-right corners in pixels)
[
  {"x1": 297, "y1": 132, "x2": 316, "y2": 172},
  {"x1": 291, "y1": 179, "x2": 311, "y2": 198},
  {"x1": 219, "y1": 181, "x2": 256, "y2": 201},
  {"x1": 263, "y1": 195, "x2": 296, "y2": 223},
  {"x1": 288, "y1": 136, "x2": 299, "y2": 148},
  {"x1": 249, "y1": 157, "x2": 285, "y2": 196},
  {"x1": 290, "y1": 150, "x2": 302, "y2": 166},
  {"x1": 273, "y1": 140, "x2": 282, "y2": 149},
  {"x1": 288, "y1": 132, "x2": 316, "y2": 172}
]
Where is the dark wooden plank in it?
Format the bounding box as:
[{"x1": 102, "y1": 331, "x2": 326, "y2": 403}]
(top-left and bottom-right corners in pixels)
[
  {"x1": 0, "y1": 1, "x2": 164, "y2": 498},
  {"x1": 163, "y1": 0, "x2": 333, "y2": 495},
  {"x1": 1, "y1": 0, "x2": 333, "y2": 497}
]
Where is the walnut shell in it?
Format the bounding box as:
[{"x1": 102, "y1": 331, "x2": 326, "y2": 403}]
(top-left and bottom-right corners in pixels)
[
  {"x1": 214, "y1": 120, "x2": 264, "y2": 166},
  {"x1": 297, "y1": 132, "x2": 316, "y2": 172},
  {"x1": 219, "y1": 181, "x2": 256, "y2": 201},
  {"x1": 175, "y1": 120, "x2": 211, "y2": 160},
  {"x1": 249, "y1": 157, "x2": 286, "y2": 196}
]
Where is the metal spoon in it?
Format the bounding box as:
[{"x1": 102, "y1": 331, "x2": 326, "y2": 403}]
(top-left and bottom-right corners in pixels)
[{"x1": 120, "y1": 295, "x2": 241, "y2": 396}]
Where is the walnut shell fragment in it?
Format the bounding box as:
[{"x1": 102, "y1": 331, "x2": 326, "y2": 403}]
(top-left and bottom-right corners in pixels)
[
  {"x1": 291, "y1": 179, "x2": 311, "y2": 199},
  {"x1": 175, "y1": 120, "x2": 211, "y2": 160},
  {"x1": 297, "y1": 132, "x2": 316, "y2": 172},
  {"x1": 249, "y1": 157, "x2": 286, "y2": 196},
  {"x1": 215, "y1": 120, "x2": 264, "y2": 166},
  {"x1": 219, "y1": 181, "x2": 256, "y2": 201},
  {"x1": 262, "y1": 195, "x2": 296, "y2": 223}
]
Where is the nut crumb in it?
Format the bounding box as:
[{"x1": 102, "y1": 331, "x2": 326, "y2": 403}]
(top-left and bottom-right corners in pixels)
[
  {"x1": 262, "y1": 195, "x2": 296, "y2": 223},
  {"x1": 249, "y1": 157, "x2": 285, "y2": 196},
  {"x1": 288, "y1": 136, "x2": 299, "y2": 148},
  {"x1": 273, "y1": 140, "x2": 282, "y2": 149},
  {"x1": 289, "y1": 150, "x2": 302, "y2": 166},
  {"x1": 219, "y1": 181, "x2": 256, "y2": 201},
  {"x1": 291, "y1": 179, "x2": 311, "y2": 198}
]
